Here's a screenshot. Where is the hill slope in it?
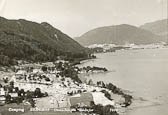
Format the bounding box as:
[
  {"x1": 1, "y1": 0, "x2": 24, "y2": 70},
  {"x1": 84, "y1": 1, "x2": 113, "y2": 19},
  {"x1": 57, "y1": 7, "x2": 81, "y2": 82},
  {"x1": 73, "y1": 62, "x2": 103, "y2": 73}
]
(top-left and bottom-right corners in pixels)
[
  {"x1": 140, "y1": 19, "x2": 168, "y2": 40},
  {"x1": 76, "y1": 24, "x2": 164, "y2": 46},
  {"x1": 0, "y1": 17, "x2": 87, "y2": 66}
]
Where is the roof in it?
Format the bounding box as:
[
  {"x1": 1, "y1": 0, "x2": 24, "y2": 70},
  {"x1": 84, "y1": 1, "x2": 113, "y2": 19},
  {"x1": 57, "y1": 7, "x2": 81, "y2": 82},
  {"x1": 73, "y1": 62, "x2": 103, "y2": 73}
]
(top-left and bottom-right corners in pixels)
[
  {"x1": 0, "y1": 88, "x2": 5, "y2": 96},
  {"x1": 9, "y1": 93, "x2": 18, "y2": 98},
  {"x1": 16, "y1": 70, "x2": 27, "y2": 75}
]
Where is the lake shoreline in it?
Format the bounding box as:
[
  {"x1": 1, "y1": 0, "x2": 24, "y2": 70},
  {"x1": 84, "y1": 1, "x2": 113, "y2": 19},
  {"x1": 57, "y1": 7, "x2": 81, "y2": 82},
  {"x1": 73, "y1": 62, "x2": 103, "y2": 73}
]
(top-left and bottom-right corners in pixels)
[
  {"x1": 78, "y1": 48, "x2": 168, "y2": 115},
  {"x1": 78, "y1": 59, "x2": 133, "y2": 112}
]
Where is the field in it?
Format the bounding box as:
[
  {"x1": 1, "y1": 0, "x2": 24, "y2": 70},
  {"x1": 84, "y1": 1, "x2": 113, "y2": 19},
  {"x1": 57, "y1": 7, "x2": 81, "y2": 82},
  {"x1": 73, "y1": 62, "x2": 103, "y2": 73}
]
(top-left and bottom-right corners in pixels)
[{"x1": 70, "y1": 93, "x2": 93, "y2": 107}]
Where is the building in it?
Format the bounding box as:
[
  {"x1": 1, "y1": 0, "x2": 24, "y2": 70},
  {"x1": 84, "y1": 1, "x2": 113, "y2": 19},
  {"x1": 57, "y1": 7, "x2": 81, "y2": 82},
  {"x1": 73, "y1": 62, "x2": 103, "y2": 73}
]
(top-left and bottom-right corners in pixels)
[
  {"x1": 9, "y1": 93, "x2": 18, "y2": 98},
  {"x1": 9, "y1": 93, "x2": 19, "y2": 102},
  {"x1": 0, "y1": 88, "x2": 5, "y2": 96},
  {"x1": 0, "y1": 96, "x2": 5, "y2": 105},
  {"x1": 16, "y1": 70, "x2": 27, "y2": 75}
]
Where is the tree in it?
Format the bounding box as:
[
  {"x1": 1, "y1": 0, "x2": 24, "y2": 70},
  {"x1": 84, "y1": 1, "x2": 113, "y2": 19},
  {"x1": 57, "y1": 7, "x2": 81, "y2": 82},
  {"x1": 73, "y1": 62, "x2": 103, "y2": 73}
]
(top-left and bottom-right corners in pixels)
[
  {"x1": 16, "y1": 97, "x2": 23, "y2": 105},
  {"x1": 61, "y1": 78, "x2": 65, "y2": 81},
  {"x1": 92, "y1": 104, "x2": 118, "y2": 115},
  {"x1": 104, "y1": 92, "x2": 112, "y2": 100},
  {"x1": 0, "y1": 55, "x2": 10, "y2": 66},
  {"x1": 34, "y1": 88, "x2": 42, "y2": 98},
  {"x1": 93, "y1": 104, "x2": 103, "y2": 115},
  {"x1": 101, "y1": 90, "x2": 112, "y2": 100},
  {"x1": 14, "y1": 87, "x2": 19, "y2": 93},
  {"x1": 77, "y1": 90, "x2": 82, "y2": 94},
  {"x1": 90, "y1": 101, "x2": 95, "y2": 107},
  {"x1": 29, "y1": 98, "x2": 35, "y2": 107},
  {"x1": 97, "y1": 81, "x2": 101, "y2": 86},
  {"x1": 0, "y1": 83, "x2": 2, "y2": 88},
  {"x1": 41, "y1": 66, "x2": 47, "y2": 71},
  {"x1": 45, "y1": 77, "x2": 50, "y2": 81},
  {"x1": 18, "y1": 89, "x2": 25, "y2": 97},
  {"x1": 88, "y1": 79, "x2": 93, "y2": 85},
  {"x1": 57, "y1": 62, "x2": 63, "y2": 70},
  {"x1": 101, "y1": 81, "x2": 105, "y2": 88},
  {"x1": 9, "y1": 81, "x2": 14, "y2": 88},
  {"x1": 26, "y1": 90, "x2": 33, "y2": 99},
  {"x1": 8, "y1": 86, "x2": 13, "y2": 93},
  {"x1": 102, "y1": 105, "x2": 118, "y2": 115},
  {"x1": 3, "y1": 77, "x2": 8, "y2": 83},
  {"x1": 44, "y1": 92, "x2": 48, "y2": 97},
  {"x1": 5, "y1": 94, "x2": 11, "y2": 104}
]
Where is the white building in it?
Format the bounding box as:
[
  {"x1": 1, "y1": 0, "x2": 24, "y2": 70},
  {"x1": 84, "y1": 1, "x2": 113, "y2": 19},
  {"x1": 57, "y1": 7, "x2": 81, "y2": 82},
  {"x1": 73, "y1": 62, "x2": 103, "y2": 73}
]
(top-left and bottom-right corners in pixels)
[
  {"x1": 0, "y1": 88, "x2": 5, "y2": 96},
  {"x1": 9, "y1": 93, "x2": 18, "y2": 98},
  {"x1": 16, "y1": 70, "x2": 27, "y2": 75},
  {"x1": 0, "y1": 96, "x2": 5, "y2": 105}
]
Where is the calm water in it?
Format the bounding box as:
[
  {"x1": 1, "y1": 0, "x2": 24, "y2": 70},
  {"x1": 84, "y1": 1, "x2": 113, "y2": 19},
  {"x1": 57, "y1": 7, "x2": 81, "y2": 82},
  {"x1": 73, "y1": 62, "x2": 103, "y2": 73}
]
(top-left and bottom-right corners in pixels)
[{"x1": 79, "y1": 48, "x2": 168, "y2": 115}]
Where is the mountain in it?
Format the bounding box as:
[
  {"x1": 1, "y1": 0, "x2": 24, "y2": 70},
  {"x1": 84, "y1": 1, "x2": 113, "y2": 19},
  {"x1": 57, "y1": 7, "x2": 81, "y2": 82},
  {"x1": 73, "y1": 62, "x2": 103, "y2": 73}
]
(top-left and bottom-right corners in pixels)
[
  {"x1": 140, "y1": 19, "x2": 168, "y2": 40},
  {"x1": 75, "y1": 24, "x2": 165, "y2": 46},
  {"x1": 0, "y1": 17, "x2": 88, "y2": 66}
]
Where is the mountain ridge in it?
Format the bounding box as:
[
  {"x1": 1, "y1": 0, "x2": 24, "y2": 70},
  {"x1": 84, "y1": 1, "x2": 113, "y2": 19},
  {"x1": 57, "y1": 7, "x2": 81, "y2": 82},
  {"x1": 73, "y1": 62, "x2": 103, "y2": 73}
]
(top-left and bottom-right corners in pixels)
[
  {"x1": 75, "y1": 24, "x2": 165, "y2": 46},
  {"x1": 140, "y1": 19, "x2": 168, "y2": 39},
  {"x1": 0, "y1": 17, "x2": 88, "y2": 66}
]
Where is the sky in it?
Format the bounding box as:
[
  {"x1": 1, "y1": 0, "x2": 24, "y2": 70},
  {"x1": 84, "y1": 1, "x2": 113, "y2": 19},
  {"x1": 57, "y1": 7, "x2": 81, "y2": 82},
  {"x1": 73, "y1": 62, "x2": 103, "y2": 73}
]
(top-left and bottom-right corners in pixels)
[{"x1": 0, "y1": 0, "x2": 167, "y2": 37}]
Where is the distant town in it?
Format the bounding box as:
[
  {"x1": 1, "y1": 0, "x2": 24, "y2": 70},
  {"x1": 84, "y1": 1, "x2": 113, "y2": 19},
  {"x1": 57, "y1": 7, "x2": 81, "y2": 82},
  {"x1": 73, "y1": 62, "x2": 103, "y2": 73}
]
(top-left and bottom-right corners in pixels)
[{"x1": 88, "y1": 42, "x2": 167, "y2": 53}]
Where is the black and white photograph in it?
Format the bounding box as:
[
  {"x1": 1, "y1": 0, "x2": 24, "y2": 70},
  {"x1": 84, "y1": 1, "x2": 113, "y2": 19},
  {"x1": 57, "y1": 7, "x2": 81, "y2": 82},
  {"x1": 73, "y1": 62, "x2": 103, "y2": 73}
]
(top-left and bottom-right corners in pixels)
[{"x1": 0, "y1": 0, "x2": 167, "y2": 115}]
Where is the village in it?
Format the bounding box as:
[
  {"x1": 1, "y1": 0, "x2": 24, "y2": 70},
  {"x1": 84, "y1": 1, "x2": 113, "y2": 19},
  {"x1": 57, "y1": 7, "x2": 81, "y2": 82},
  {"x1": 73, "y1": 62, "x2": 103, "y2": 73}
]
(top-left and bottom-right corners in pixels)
[
  {"x1": 88, "y1": 43, "x2": 167, "y2": 53},
  {"x1": 0, "y1": 60, "x2": 132, "y2": 115}
]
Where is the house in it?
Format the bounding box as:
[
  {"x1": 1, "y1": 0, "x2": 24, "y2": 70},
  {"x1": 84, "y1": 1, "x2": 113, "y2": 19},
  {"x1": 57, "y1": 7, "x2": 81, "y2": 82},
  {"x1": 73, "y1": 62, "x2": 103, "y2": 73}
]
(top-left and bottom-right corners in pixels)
[
  {"x1": 0, "y1": 88, "x2": 5, "y2": 96},
  {"x1": 40, "y1": 79, "x2": 52, "y2": 85},
  {"x1": 0, "y1": 96, "x2": 5, "y2": 105},
  {"x1": 9, "y1": 93, "x2": 18, "y2": 98},
  {"x1": 16, "y1": 70, "x2": 27, "y2": 75},
  {"x1": 32, "y1": 69, "x2": 44, "y2": 74},
  {"x1": 8, "y1": 92, "x2": 19, "y2": 102}
]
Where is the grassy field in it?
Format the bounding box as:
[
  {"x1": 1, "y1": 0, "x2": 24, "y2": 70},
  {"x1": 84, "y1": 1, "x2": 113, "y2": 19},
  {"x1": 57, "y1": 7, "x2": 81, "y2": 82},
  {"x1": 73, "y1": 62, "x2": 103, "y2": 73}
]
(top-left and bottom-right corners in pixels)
[{"x1": 70, "y1": 93, "x2": 93, "y2": 107}]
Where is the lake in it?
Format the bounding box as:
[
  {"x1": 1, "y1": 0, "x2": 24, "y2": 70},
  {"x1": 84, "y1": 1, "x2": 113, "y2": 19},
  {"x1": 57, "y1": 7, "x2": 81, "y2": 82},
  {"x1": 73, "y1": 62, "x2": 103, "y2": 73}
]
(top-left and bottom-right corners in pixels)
[{"x1": 79, "y1": 48, "x2": 168, "y2": 115}]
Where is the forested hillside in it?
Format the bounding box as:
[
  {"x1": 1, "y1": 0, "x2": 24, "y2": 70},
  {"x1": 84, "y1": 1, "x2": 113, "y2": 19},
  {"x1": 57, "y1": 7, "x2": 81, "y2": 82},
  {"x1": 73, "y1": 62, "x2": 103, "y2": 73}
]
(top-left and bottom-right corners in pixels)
[{"x1": 0, "y1": 17, "x2": 88, "y2": 66}]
